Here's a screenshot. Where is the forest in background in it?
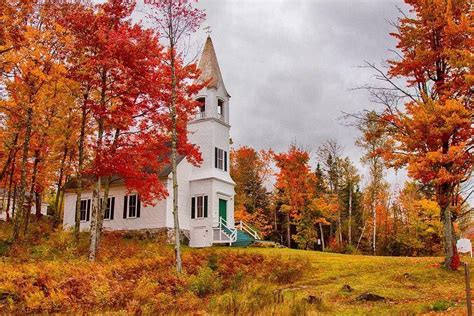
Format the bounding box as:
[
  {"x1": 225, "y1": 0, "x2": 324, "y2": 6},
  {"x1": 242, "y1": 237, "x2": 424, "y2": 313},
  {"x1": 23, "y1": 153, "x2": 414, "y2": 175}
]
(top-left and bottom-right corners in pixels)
[{"x1": 0, "y1": 0, "x2": 472, "y2": 272}]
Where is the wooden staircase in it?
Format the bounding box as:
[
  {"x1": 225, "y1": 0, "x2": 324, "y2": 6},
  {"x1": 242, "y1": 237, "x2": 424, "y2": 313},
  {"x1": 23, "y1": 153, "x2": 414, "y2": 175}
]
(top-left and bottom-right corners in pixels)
[{"x1": 212, "y1": 219, "x2": 261, "y2": 247}]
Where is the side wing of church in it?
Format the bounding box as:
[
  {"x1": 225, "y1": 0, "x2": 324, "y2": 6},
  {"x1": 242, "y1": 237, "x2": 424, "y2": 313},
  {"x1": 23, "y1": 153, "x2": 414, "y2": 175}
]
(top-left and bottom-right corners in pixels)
[{"x1": 62, "y1": 37, "x2": 255, "y2": 248}]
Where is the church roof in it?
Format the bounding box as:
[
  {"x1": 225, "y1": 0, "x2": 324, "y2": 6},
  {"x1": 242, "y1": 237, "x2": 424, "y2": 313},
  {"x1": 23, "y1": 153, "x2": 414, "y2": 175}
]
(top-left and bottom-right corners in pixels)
[
  {"x1": 197, "y1": 36, "x2": 230, "y2": 97},
  {"x1": 63, "y1": 154, "x2": 186, "y2": 191}
]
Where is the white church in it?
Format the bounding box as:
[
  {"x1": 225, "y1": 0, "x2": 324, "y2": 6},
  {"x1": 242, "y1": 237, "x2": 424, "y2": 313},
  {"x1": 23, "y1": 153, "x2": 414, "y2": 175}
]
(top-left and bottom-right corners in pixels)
[{"x1": 62, "y1": 37, "x2": 259, "y2": 248}]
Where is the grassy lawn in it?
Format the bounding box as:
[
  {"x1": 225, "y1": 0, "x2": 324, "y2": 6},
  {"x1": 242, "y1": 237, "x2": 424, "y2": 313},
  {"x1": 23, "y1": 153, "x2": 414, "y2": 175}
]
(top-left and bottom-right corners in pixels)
[
  {"x1": 0, "y1": 221, "x2": 472, "y2": 315},
  {"x1": 221, "y1": 247, "x2": 473, "y2": 315}
]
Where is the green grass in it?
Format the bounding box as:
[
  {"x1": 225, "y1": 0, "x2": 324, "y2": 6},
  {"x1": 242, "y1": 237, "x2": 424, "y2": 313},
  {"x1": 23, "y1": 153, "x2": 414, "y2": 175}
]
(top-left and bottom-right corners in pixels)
[
  {"x1": 213, "y1": 247, "x2": 473, "y2": 315},
  {"x1": 0, "y1": 219, "x2": 472, "y2": 314}
]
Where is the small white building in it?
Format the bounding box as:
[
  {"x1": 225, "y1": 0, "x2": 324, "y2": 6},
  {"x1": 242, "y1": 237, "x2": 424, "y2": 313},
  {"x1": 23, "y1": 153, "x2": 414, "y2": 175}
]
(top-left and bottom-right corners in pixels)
[
  {"x1": 62, "y1": 37, "x2": 256, "y2": 247},
  {"x1": 0, "y1": 190, "x2": 49, "y2": 221}
]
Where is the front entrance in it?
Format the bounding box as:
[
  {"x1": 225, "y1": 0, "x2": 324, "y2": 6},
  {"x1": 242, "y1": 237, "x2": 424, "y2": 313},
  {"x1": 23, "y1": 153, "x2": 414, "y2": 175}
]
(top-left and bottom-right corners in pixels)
[{"x1": 219, "y1": 199, "x2": 227, "y2": 222}]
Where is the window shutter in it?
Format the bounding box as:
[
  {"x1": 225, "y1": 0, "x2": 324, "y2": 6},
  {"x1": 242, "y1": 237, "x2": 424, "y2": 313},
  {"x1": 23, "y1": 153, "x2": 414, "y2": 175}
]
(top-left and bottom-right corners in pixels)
[
  {"x1": 215, "y1": 147, "x2": 218, "y2": 168},
  {"x1": 123, "y1": 195, "x2": 128, "y2": 219},
  {"x1": 137, "y1": 195, "x2": 141, "y2": 218},
  {"x1": 224, "y1": 151, "x2": 228, "y2": 171},
  {"x1": 110, "y1": 197, "x2": 115, "y2": 220},
  {"x1": 204, "y1": 196, "x2": 208, "y2": 218},
  {"x1": 86, "y1": 199, "x2": 91, "y2": 221},
  {"x1": 191, "y1": 197, "x2": 195, "y2": 219}
]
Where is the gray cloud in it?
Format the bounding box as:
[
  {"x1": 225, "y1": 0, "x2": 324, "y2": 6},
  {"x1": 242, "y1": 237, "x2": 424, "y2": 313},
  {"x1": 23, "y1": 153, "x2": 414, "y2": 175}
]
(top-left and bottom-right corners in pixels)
[{"x1": 133, "y1": 0, "x2": 410, "y2": 186}]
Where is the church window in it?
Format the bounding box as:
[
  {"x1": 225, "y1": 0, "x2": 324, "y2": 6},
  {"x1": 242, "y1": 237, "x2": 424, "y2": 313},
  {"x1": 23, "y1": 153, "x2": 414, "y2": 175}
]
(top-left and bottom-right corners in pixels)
[
  {"x1": 197, "y1": 97, "x2": 206, "y2": 118},
  {"x1": 123, "y1": 194, "x2": 141, "y2": 219},
  {"x1": 215, "y1": 148, "x2": 227, "y2": 171},
  {"x1": 101, "y1": 197, "x2": 115, "y2": 220},
  {"x1": 217, "y1": 99, "x2": 224, "y2": 119},
  {"x1": 191, "y1": 195, "x2": 208, "y2": 219}
]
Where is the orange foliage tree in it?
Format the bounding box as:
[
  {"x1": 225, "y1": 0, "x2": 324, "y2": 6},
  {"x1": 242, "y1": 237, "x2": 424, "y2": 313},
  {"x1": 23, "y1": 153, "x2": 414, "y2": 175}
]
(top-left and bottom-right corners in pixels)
[
  {"x1": 230, "y1": 146, "x2": 273, "y2": 237},
  {"x1": 373, "y1": 0, "x2": 473, "y2": 269},
  {"x1": 273, "y1": 145, "x2": 317, "y2": 248}
]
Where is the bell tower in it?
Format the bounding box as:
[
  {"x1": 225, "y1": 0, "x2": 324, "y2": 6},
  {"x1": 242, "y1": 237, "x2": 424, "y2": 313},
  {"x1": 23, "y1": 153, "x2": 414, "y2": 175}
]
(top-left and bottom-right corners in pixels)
[
  {"x1": 187, "y1": 36, "x2": 235, "y2": 246},
  {"x1": 188, "y1": 36, "x2": 232, "y2": 178}
]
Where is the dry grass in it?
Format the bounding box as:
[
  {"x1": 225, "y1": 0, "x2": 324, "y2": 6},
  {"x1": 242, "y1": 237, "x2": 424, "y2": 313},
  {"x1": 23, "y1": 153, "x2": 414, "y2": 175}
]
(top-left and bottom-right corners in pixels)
[{"x1": 0, "y1": 220, "x2": 472, "y2": 314}]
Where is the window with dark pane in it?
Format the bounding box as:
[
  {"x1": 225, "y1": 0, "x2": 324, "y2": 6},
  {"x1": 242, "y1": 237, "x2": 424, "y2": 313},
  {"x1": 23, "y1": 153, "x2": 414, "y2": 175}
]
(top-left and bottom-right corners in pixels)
[{"x1": 128, "y1": 194, "x2": 137, "y2": 218}]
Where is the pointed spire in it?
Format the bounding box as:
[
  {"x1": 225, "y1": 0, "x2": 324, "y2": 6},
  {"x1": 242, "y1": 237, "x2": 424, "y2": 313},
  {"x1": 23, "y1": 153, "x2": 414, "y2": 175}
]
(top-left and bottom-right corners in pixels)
[{"x1": 197, "y1": 36, "x2": 229, "y2": 96}]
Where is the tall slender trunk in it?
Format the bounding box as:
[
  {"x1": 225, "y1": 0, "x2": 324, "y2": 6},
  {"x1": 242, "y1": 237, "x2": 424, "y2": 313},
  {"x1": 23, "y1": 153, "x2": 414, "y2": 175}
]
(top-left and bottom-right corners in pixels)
[
  {"x1": 89, "y1": 71, "x2": 107, "y2": 261},
  {"x1": 5, "y1": 154, "x2": 16, "y2": 223},
  {"x1": 348, "y1": 184, "x2": 352, "y2": 245},
  {"x1": 319, "y1": 222, "x2": 325, "y2": 251},
  {"x1": 53, "y1": 146, "x2": 68, "y2": 227},
  {"x1": 35, "y1": 193, "x2": 41, "y2": 218},
  {"x1": 286, "y1": 212, "x2": 291, "y2": 248},
  {"x1": 24, "y1": 149, "x2": 40, "y2": 236},
  {"x1": 169, "y1": 32, "x2": 182, "y2": 272},
  {"x1": 97, "y1": 177, "x2": 110, "y2": 243},
  {"x1": 13, "y1": 107, "x2": 33, "y2": 242},
  {"x1": 11, "y1": 186, "x2": 17, "y2": 220},
  {"x1": 356, "y1": 219, "x2": 367, "y2": 251},
  {"x1": 74, "y1": 94, "x2": 88, "y2": 242},
  {"x1": 88, "y1": 176, "x2": 100, "y2": 261},
  {"x1": 439, "y1": 184, "x2": 455, "y2": 268},
  {"x1": 337, "y1": 209, "x2": 343, "y2": 245},
  {"x1": 0, "y1": 131, "x2": 19, "y2": 182},
  {"x1": 372, "y1": 199, "x2": 376, "y2": 255}
]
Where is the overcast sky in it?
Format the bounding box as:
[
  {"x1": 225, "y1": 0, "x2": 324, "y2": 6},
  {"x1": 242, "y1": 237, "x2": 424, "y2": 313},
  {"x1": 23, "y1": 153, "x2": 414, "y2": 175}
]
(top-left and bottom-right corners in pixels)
[{"x1": 133, "y1": 0, "x2": 410, "y2": 186}]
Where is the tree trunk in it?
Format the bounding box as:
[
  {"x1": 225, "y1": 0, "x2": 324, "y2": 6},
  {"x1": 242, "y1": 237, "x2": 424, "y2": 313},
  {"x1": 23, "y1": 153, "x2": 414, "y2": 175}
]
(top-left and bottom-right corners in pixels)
[
  {"x1": 0, "y1": 131, "x2": 19, "y2": 182},
  {"x1": 372, "y1": 199, "x2": 376, "y2": 255},
  {"x1": 53, "y1": 146, "x2": 68, "y2": 227},
  {"x1": 319, "y1": 222, "x2": 325, "y2": 251},
  {"x1": 286, "y1": 212, "x2": 291, "y2": 248},
  {"x1": 88, "y1": 176, "x2": 100, "y2": 261},
  {"x1": 35, "y1": 193, "x2": 41, "y2": 218},
  {"x1": 441, "y1": 205, "x2": 454, "y2": 269},
  {"x1": 5, "y1": 156, "x2": 16, "y2": 223},
  {"x1": 348, "y1": 184, "x2": 352, "y2": 245},
  {"x1": 13, "y1": 107, "x2": 33, "y2": 242},
  {"x1": 169, "y1": 37, "x2": 182, "y2": 273},
  {"x1": 24, "y1": 149, "x2": 40, "y2": 236},
  {"x1": 97, "y1": 177, "x2": 110, "y2": 245},
  {"x1": 356, "y1": 219, "x2": 367, "y2": 251},
  {"x1": 74, "y1": 95, "x2": 88, "y2": 243}
]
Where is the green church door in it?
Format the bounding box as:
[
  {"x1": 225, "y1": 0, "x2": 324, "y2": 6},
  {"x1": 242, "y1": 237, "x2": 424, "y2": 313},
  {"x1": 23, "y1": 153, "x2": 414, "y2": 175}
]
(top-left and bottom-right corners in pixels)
[{"x1": 219, "y1": 199, "x2": 227, "y2": 223}]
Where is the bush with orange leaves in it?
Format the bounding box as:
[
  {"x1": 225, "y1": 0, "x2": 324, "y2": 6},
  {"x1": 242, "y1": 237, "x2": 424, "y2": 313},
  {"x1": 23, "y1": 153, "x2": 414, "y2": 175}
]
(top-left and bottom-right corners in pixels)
[{"x1": 0, "y1": 231, "x2": 307, "y2": 314}]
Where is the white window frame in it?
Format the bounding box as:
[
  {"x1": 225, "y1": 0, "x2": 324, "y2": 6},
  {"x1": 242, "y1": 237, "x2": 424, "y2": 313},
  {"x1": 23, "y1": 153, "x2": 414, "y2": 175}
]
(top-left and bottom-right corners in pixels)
[
  {"x1": 103, "y1": 197, "x2": 114, "y2": 221},
  {"x1": 127, "y1": 194, "x2": 138, "y2": 219},
  {"x1": 217, "y1": 99, "x2": 224, "y2": 120},
  {"x1": 215, "y1": 148, "x2": 227, "y2": 171},
  {"x1": 193, "y1": 195, "x2": 207, "y2": 219},
  {"x1": 80, "y1": 199, "x2": 88, "y2": 222}
]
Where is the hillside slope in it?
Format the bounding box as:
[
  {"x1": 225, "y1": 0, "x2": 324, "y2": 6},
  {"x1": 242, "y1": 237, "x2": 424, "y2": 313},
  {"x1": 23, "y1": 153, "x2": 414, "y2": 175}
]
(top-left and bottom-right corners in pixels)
[
  {"x1": 236, "y1": 247, "x2": 473, "y2": 315},
  {"x1": 0, "y1": 223, "x2": 471, "y2": 315}
]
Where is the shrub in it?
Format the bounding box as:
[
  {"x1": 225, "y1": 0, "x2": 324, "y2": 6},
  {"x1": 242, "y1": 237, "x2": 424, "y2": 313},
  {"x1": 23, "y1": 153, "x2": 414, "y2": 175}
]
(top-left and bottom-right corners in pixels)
[
  {"x1": 430, "y1": 300, "x2": 453, "y2": 311},
  {"x1": 189, "y1": 267, "x2": 221, "y2": 297},
  {"x1": 267, "y1": 257, "x2": 307, "y2": 284}
]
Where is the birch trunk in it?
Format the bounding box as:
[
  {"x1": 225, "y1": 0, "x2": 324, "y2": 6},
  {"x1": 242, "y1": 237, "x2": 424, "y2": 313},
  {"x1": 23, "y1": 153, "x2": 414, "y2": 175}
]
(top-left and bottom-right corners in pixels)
[
  {"x1": 88, "y1": 177, "x2": 100, "y2": 261},
  {"x1": 287, "y1": 212, "x2": 291, "y2": 248},
  {"x1": 13, "y1": 107, "x2": 33, "y2": 242},
  {"x1": 74, "y1": 96, "x2": 88, "y2": 242},
  {"x1": 319, "y1": 222, "x2": 325, "y2": 251},
  {"x1": 53, "y1": 146, "x2": 68, "y2": 227},
  {"x1": 348, "y1": 184, "x2": 352, "y2": 245},
  {"x1": 169, "y1": 23, "x2": 182, "y2": 273}
]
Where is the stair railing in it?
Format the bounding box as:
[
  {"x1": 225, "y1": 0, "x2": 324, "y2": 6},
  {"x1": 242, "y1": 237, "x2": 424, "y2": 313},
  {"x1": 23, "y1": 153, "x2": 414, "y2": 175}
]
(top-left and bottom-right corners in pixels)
[
  {"x1": 235, "y1": 220, "x2": 261, "y2": 240},
  {"x1": 216, "y1": 217, "x2": 237, "y2": 244}
]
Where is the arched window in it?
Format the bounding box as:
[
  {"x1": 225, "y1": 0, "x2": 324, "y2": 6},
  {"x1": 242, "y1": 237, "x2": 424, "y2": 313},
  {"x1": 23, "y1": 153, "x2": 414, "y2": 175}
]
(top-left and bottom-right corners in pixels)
[
  {"x1": 217, "y1": 99, "x2": 224, "y2": 120},
  {"x1": 196, "y1": 97, "x2": 205, "y2": 118}
]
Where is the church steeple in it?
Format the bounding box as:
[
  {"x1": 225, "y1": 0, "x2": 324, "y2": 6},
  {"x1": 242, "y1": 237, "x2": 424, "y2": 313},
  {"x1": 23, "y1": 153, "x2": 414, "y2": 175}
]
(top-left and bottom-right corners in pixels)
[{"x1": 197, "y1": 36, "x2": 230, "y2": 97}]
